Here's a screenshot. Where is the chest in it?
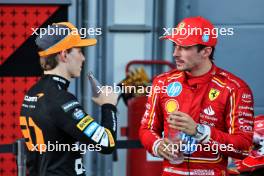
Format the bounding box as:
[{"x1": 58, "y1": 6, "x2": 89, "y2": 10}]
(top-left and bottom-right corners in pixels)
[{"x1": 159, "y1": 81, "x2": 229, "y2": 130}]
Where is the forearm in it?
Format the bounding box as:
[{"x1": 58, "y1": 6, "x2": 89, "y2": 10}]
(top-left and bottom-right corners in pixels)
[
  {"x1": 139, "y1": 126, "x2": 162, "y2": 156},
  {"x1": 196, "y1": 124, "x2": 253, "y2": 159},
  {"x1": 99, "y1": 104, "x2": 117, "y2": 154}
]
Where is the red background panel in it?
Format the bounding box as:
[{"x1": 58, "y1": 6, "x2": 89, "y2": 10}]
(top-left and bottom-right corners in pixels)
[
  {"x1": 0, "y1": 5, "x2": 60, "y2": 176},
  {"x1": 0, "y1": 5, "x2": 58, "y2": 65},
  {"x1": 0, "y1": 77, "x2": 39, "y2": 176}
]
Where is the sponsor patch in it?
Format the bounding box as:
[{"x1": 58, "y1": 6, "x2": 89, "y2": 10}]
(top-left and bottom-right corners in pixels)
[
  {"x1": 36, "y1": 93, "x2": 44, "y2": 99},
  {"x1": 238, "y1": 106, "x2": 253, "y2": 111},
  {"x1": 208, "y1": 88, "x2": 220, "y2": 101},
  {"x1": 199, "y1": 113, "x2": 217, "y2": 122},
  {"x1": 193, "y1": 169, "x2": 214, "y2": 176},
  {"x1": 167, "y1": 82, "x2": 182, "y2": 97},
  {"x1": 239, "y1": 125, "x2": 253, "y2": 132},
  {"x1": 241, "y1": 93, "x2": 252, "y2": 103},
  {"x1": 256, "y1": 121, "x2": 264, "y2": 129},
  {"x1": 238, "y1": 111, "x2": 253, "y2": 117},
  {"x1": 145, "y1": 103, "x2": 151, "y2": 110},
  {"x1": 77, "y1": 116, "x2": 94, "y2": 131},
  {"x1": 52, "y1": 76, "x2": 67, "y2": 84},
  {"x1": 165, "y1": 99, "x2": 179, "y2": 113},
  {"x1": 72, "y1": 108, "x2": 86, "y2": 120},
  {"x1": 238, "y1": 118, "x2": 254, "y2": 125},
  {"x1": 99, "y1": 132, "x2": 109, "y2": 147},
  {"x1": 203, "y1": 106, "x2": 215, "y2": 116},
  {"x1": 24, "y1": 95, "x2": 38, "y2": 102},
  {"x1": 112, "y1": 111, "x2": 116, "y2": 132},
  {"x1": 91, "y1": 127, "x2": 105, "y2": 143},
  {"x1": 202, "y1": 34, "x2": 209, "y2": 42},
  {"x1": 200, "y1": 119, "x2": 215, "y2": 127},
  {"x1": 84, "y1": 122, "x2": 99, "y2": 137},
  {"x1": 105, "y1": 128, "x2": 115, "y2": 147},
  {"x1": 62, "y1": 100, "x2": 80, "y2": 112},
  {"x1": 141, "y1": 110, "x2": 149, "y2": 124},
  {"x1": 238, "y1": 118, "x2": 253, "y2": 132}
]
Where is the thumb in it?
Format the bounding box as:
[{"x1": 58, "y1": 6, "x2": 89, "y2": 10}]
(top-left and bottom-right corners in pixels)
[
  {"x1": 164, "y1": 138, "x2": 172, "y2": 144},
  {"x1": 92, "y1": 97, "x2": 99, "y2": 104}
]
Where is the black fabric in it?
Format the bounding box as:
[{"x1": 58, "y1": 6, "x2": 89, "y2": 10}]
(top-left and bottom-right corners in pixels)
[
  {"x1": 35, "y1": 25, "x2": 69, "y2": 50},
  {"x1": 20, "y1": 74, "x2": 117, "y2": 176}
]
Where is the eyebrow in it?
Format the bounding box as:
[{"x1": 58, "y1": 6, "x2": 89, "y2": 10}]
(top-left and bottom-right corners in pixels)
[{"x1": 173, "y1": 44, "x2": 195, "y2": 50}]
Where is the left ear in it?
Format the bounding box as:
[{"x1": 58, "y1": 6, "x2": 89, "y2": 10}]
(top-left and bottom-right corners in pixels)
[
  {"x1": 201, "y1": 47, "x2": 212, "y2": 58},
  {"x1": 58, "y1": 50, "x2": 68, "y2": 62}
]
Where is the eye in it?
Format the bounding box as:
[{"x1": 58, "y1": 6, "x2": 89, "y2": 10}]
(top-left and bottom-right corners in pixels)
[
  {"x1": 79, "y1": 48, "x2": 83, "y2": 53},
  {"x1": 181, "y1": 46, "x2": 193, "y2": 50}
]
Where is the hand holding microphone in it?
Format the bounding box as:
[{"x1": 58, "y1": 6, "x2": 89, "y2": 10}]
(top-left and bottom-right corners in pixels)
[{"x1": 88, "y1": 71, "x2": 118, "y2": 106}]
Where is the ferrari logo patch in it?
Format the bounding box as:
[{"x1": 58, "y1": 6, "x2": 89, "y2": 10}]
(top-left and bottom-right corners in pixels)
[{"x1": 209, "y1": 88, "x2": 220, "y2": 101}]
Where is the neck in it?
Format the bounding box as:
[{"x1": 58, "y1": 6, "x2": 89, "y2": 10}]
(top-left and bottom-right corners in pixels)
[
  {"x1": 187, "y1": 60, "x2": 213, "y2": 77},
  {"x1": 44, "y1": 66, "x2": 71, "y2": 81}
]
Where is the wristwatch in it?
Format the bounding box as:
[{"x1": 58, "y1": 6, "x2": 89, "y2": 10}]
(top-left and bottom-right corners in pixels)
[{"x1": 194, "y1": 124, "x2": 205, "y2": 139}]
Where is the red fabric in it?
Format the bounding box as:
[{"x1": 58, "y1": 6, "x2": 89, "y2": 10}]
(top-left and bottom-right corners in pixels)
[
  {"x1": 139, "y1": 64, "x2": 254, "y2": 175},
  {"x1": 161, "y1": 16, "x2": 217, "y2": 47}
]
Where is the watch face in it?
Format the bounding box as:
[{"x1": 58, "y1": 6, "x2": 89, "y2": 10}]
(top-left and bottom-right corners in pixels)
[{"x1": 197, "y1": 124, "x2": 205, "y2": 134}]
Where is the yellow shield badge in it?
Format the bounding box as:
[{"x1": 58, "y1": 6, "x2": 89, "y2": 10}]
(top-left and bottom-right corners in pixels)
[{"x1": 209, "y1": 88, "x2": 220, "y2": 101}]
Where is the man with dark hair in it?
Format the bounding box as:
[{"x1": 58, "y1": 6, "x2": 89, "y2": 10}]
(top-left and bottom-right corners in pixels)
[
  {"x1": 139, "y1": 16, "x2": 254, "y2": 176},
  {"x1": 20, "y1": 22, "x2": 118, "y2": 176}
]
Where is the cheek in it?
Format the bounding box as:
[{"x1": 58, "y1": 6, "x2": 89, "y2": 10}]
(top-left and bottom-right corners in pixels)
[{"x1": 182, "y1": 51, "x2": 195, "y2": 61}]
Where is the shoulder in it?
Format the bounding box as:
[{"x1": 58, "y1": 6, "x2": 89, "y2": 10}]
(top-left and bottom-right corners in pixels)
[
  {"x1": 54, "y1": 90, "x2": 80, "y2": 106},
  {"x1": 152, "y1": 69, "x2": 183, "y2": 84},
  {"x1": 213, "y1": 66, "x2": 250, "y2": 90}
]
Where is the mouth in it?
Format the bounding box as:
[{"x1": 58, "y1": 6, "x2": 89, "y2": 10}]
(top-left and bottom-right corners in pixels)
[{"x1": 175, "y1": 58, "x2": 185, "y2": 64}]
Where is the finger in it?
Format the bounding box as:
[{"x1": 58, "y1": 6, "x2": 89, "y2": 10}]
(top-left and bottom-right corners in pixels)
[
  {"x1": 91, "y1": 97, "x2": 98, "y2": 103},
  {"x1": 160, "y1": 143, "x2": 171, "y2": 153},
  {"x1": 168, "y1": 115, "x2": 188, "y2": 122},
  {"x1": 169, "y1": 124, "x2": 186, "y2": 132},
  {"x1": 172, "y1": 110, "x2": 189, "y2": 117},
  {"x1": 92, "y1": 97, "x2": 103, "y2": 106},
  {"x1": 168, "y1": 121, "x2": 187, "y2": 128},
  {"x1": 163, "y1": 146, "x2": 180, "y2": 159},
  {"x1": 160, "y1": 148, "x2": 178, "y2": 160},
  {"x1": 167, "y1": 115, "x2": 184, "y2": 124},
  {"x1": 159, "y1": 150, "x2": 172, "y2": 161},
  {"x1": 168, "y1": 120, "x2": 188, "y2": 129},
  {"x1": 164, "y1": 138, "x2": 173, "y2": 144}
]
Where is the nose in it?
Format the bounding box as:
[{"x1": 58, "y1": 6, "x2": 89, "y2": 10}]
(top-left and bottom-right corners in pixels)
[
  {"x1": 81, "y1": 52, "x2": 85, "y2": 61},
  {"x1": 173, "y1": 45, "x2": 181, "y2": 57}
]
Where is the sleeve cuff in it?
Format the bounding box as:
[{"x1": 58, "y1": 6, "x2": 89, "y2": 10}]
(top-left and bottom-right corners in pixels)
[
  {"x1": 152, "y1": 138, "x2": 163, "y2": 157},
  {"x1": 102, "y1": 104, "x2": 117, "y2": 112}
]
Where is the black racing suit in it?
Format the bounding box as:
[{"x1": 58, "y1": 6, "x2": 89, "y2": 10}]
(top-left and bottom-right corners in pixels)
[{"x1": 20, "y1": 74, "x2": 117, "y2": 176}]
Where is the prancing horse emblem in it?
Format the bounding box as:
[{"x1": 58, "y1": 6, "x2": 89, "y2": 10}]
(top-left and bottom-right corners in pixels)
[{"x1": 209, "y1": 88, "x2": 220, "y2": 101}]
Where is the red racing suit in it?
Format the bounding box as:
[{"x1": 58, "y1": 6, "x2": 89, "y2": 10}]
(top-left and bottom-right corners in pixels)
[{"x1": 139, "y1": 64, "x2": 254, "y2": 176}]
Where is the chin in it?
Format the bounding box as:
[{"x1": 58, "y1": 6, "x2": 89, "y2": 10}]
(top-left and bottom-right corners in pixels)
[
  {"x1": 71, "y1": 73, "x2": 81, "y2": 78},
  {"x1": 176, "y1": 66, "x2": 184, "y2": 71}
]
